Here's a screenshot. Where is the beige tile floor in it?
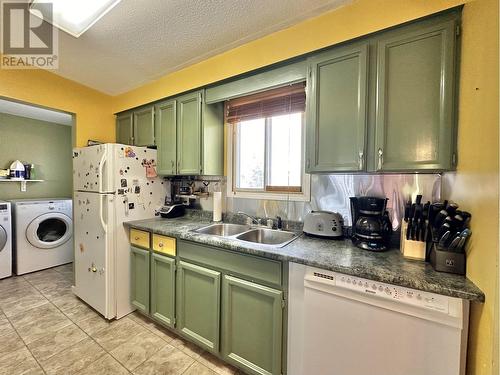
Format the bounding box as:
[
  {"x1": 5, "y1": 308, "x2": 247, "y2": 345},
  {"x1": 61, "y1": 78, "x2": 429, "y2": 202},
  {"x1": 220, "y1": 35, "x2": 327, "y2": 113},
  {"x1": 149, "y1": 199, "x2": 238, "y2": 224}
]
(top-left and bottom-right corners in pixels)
[{"x1": 0, "y1": 264, "x2": 243, "y2": 375}]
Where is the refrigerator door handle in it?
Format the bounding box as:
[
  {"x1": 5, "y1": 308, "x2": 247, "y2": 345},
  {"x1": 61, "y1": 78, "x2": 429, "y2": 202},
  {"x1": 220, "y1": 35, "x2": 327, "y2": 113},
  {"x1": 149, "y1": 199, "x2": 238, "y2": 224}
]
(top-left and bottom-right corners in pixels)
[
  {"x1": 98, "y1": 152, "x2": 107, "y2": 193},
  {"x1": 100, "y1": 195, "x2": 108, "y2": 233}
]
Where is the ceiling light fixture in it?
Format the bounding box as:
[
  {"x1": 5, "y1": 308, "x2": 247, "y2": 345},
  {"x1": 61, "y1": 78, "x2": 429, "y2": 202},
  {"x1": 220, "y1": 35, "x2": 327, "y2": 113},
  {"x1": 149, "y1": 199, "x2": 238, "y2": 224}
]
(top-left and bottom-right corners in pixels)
[{"x1": 30, "y1": 0, "x2": 122, "y2": 38}]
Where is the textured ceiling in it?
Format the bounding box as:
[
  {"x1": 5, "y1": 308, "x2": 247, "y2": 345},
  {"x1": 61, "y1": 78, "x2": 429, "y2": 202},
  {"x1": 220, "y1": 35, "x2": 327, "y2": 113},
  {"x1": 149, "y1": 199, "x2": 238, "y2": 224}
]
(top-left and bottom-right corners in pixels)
[{"x1": 53, "y1": 0, "x2": 351, "y2": 95}]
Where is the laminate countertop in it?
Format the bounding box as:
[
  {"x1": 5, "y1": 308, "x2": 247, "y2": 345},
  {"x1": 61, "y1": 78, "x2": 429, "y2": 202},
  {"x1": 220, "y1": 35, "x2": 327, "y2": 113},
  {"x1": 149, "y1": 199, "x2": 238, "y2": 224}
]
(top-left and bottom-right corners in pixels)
[{"x1": 124, "y1": 216, "x2": 485, "y2": 302}]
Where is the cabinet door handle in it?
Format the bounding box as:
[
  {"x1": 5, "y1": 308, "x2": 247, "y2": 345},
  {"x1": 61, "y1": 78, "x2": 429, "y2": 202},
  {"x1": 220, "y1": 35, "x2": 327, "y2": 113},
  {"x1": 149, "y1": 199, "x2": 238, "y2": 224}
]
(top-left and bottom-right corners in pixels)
[
  {"x1": 377, "y1": 148, "x2": 383, "y2": 170},
  {"x1": 358, "y1": 151, "x2": 364, "y2": 170},
  {"x1": 177, "y1": 159, "x2": 181, "y2": 171}
]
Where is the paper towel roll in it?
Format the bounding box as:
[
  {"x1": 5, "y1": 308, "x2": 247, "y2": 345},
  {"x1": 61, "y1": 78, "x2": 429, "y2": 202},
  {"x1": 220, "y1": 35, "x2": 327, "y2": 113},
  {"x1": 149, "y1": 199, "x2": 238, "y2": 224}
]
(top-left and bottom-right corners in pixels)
[{"x1": 213, "y1": 191, "x2": 222, "y2": 222}]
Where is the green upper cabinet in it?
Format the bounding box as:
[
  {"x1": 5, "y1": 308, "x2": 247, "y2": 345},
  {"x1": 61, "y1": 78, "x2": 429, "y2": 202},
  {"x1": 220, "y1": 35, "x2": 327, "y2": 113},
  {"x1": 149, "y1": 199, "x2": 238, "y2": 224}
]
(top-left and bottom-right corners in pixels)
[
  {"x1": 155, "y1": 100, "x2": 177, "y2": 175},
  {"x1": 222, "y1": 275, "x2": 283, "y2": 375},
  {"x1": 155, "y1": 90, "x2": 224, "y2": 176},
  {"x1": 116, "y1": 113, "x2": 133, "y2": 145},
  {"x1": 177, "y1": 92, "x2": 202, "y2": 175},
  {"x1": 150, "y1": 253, "x2": 175, "y2": 328},
  {"x1": 304, "y1": 12, "x2": 459, "y2": 173},
  {"x1": 176, "y1": 260, "x2": 221, "y2": 353},
  {"x1": 306, "y1": 43, "x2": 369, "y2": 173},
  {"x1": 130, "y1": 246, "x2": 150, "y2": 314},
  {"x1": 133, "y1": 106, "x2": 155, "y2": 146},
  {"x1": 374, "y1": 19, "x2": 457, "y2": 171},
  {"x1": 116, "y1": 106, "x2": 154, "y2": 146}
]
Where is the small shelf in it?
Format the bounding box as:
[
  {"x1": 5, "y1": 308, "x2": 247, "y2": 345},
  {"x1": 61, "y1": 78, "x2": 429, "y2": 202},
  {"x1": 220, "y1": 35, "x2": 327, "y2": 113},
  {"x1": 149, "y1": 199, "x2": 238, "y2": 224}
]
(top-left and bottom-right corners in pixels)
[{"x1": 0, "y1": 179, "x2": 44, "y2": 192}]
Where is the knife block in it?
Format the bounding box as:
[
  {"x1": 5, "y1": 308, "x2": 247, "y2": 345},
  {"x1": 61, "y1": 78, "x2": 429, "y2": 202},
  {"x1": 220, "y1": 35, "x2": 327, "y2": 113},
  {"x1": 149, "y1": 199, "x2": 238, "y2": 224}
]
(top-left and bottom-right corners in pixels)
[
  {"x1": 400, "y1": 222, "x2": 426, "y2": 260},
  {"x1": 430, "y1": 244, "x2": 466, "y2": 275}
]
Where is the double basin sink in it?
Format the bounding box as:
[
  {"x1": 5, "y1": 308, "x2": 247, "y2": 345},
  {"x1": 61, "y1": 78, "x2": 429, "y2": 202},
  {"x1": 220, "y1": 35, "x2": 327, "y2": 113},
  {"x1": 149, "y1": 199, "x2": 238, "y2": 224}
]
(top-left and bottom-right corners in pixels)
[{"x1": 192, "y1": 223, "x2": 298, "y2": 248}]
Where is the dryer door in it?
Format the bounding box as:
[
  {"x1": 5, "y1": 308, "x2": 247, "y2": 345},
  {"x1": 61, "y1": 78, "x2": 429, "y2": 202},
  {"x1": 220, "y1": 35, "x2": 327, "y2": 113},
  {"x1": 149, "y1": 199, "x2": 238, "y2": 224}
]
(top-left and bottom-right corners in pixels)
[
  {"x1": 26, "y1": 213, "x2": 73, "y2": 249},
  {"x1": 0, "y1": 226, "x2": 6, "y2": 251}
]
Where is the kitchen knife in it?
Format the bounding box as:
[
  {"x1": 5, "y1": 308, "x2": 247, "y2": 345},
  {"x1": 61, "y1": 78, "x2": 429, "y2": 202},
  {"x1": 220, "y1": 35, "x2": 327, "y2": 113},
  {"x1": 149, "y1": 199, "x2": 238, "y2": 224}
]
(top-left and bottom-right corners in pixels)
[
  {"x1": 448, "y1": 233, "x2": 462, "y2": 251},
  {"x1": 438, "y1": 231, "x2": 451, "y2": 248},
  {"x1": 423, "y1": 201, "x2": 431, "y2": 242},
  {"x1": 428, "y1": 202, "x2": 444, "y2": 240},
  {"x1": 406, "y1": 200, "x2": 416, "y2": 240},
  {"x1": 433, "y1": 210, "x2": 449, "y2": 231},
  {"x1": 456, "y1": 228, "x2": 472, "y2": 253},
  {"x1": 415, "y1": 195, "x2": 423, "y2": 205},
  {"x1": 422, "y1": 201, "x2": 431, "y2": 242},
  {"x1": 452, "y1": 214, "x2": 465, "y2": 231},
  {"x1": 404, "y1": 199, "x2": 411, "y2": 223},
  {"x1": 436, "y1": 222, "x2": 452, "y2": 241},
  {"x1": 460, "y1": 211, "x2": 472, "y2": 227},
  {"x1": 413, "y1": 206, "x2": 422, "y2": 241},
  {"x1": 446, "y1": 202, "x2": 459, "y2": 217},
  {"x1": 429, "y1": 203, "x2": 444, "y2": 223}
]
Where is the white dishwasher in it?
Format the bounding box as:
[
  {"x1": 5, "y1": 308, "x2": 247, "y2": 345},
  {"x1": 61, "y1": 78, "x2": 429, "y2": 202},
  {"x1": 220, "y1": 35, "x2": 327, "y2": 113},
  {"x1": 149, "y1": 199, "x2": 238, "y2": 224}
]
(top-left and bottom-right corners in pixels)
[{"x1": 287, "y1": 263, "x2": 469, "y2": 375}]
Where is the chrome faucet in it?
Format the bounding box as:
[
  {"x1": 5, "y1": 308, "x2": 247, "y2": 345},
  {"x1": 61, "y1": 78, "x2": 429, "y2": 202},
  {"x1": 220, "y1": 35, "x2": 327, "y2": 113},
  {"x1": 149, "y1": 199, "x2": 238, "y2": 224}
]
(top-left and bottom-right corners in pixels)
[
  {"x1": 237, "y1": 211, "x2": 283, "y2": 229},
  {"x1": 237, "y1": 211, "x2": 260, "y2": 225}
]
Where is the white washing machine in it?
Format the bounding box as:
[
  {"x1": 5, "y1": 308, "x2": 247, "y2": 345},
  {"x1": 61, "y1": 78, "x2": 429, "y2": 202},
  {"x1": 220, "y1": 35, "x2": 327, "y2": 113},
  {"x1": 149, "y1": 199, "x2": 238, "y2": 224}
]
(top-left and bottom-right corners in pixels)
[
  {"x1": 10, "y1": 198, "x2": 73, "y2": 275},
  {"x1": 0, "y1": 201, "x2": 12, "y2": 279}
]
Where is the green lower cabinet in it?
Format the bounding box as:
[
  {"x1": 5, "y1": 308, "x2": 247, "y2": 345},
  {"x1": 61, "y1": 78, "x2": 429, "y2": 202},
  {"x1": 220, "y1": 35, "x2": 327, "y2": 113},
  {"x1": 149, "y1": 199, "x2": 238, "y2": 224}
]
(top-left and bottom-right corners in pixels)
[
  {"x1": 150, "y1": 253, "x2": 175, "y2": 328},
  {"x1": 176, "y1": 261, "x2": 221, "y2": 353},
  {"x1": 130, "y1": 247, "x2": 150, "y2": 314},
  {"x1": 222, "y1": 275, "x2": 283, "y2": 375}
]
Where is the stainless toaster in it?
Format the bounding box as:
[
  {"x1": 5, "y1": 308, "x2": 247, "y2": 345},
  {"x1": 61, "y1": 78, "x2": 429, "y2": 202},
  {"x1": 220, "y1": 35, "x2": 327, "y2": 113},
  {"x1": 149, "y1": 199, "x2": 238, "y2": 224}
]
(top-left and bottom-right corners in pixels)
[{"x1": 303, "y1": 211, "x2": 344, "y2": 238}]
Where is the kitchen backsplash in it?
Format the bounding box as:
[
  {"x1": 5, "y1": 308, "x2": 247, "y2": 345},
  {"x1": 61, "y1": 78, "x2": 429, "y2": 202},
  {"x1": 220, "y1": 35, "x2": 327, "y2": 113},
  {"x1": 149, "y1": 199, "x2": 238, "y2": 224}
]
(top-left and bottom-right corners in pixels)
[{"x1": 170, "y1": 174, "x2": 441, "y2": 230}]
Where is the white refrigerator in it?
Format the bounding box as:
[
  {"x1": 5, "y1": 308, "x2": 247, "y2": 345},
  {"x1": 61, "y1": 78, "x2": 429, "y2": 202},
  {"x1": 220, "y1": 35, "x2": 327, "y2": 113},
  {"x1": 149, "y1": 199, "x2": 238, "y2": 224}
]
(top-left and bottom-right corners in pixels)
[{"x1": 72, "y1": 143, "x2": 167, "y2": 319}]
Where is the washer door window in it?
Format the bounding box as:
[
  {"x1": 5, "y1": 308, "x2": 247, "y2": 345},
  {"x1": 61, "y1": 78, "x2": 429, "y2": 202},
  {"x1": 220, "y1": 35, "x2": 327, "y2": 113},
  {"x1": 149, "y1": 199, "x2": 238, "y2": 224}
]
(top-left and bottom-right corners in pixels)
[
  {"x1": 0, "y1": 226, "x2": 6, "y2": 252},
  {"x1": 26, "y1": 213, "x2": 73, "y2": 249}
]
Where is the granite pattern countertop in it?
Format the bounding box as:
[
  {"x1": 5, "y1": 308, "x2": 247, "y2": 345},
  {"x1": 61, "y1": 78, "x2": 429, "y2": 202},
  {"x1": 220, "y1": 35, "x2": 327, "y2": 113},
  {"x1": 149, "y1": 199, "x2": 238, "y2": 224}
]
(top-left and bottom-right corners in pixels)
[{"x1": 124, "y1": 216, "x2": 485, "y2": 302}]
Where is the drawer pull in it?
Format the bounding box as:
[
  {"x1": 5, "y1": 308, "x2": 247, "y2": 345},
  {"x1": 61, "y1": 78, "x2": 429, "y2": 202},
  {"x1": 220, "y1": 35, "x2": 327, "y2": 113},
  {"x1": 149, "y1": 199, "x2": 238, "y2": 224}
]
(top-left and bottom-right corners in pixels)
[
  {"x1": 134, "y1": 237, "x2": 140, "y2": 240},
  {"x1": 158, "y1": 243, "x2": 164, "y2": 247}
]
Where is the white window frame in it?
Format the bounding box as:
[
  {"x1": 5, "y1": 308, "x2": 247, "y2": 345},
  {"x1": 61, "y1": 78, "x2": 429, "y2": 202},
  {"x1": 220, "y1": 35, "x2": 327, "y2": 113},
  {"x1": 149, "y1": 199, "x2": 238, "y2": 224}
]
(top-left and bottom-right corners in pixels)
[{"x1": 226, "y1": 114, "x2": 311, "y2": 202}]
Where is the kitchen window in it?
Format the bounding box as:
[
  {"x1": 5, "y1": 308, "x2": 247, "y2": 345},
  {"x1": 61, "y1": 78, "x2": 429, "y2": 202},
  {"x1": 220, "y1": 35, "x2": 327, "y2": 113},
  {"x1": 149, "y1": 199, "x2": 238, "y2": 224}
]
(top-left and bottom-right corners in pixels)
[{"x1": 226, "y1": 82, "x2": 310, "y2": 201}]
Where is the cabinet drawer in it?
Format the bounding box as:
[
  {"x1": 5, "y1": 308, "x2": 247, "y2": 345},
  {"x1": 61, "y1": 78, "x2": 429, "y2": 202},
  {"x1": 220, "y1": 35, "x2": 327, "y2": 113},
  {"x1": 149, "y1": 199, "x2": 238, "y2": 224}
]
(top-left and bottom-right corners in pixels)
[
  {"x1": 130, "y1": 229, "x2": 150, "y2": 249},
  {"x1": 152, "y1": 234, "x2": 176, "y2": 256},
  {"x1": 178, "y1": 240, "x2": 282, "y2": 288}
]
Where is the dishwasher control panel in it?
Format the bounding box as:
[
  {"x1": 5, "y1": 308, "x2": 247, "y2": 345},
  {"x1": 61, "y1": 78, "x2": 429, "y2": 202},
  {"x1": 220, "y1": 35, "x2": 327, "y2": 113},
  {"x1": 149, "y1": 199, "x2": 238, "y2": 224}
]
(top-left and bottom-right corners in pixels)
[{"x1": 309, "y1": 270, "x2": 450, "y2": 314}]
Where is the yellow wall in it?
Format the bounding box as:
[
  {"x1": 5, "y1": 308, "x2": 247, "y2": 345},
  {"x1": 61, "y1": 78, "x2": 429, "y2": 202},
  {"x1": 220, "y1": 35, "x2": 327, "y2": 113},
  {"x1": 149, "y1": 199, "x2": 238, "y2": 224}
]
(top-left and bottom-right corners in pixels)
[
  {"x1": 442, "y1": 1, "x2": 499, "y2": 375},
  {"x1": 0, "y1": 68, "x2": 114, "y2": 147}
]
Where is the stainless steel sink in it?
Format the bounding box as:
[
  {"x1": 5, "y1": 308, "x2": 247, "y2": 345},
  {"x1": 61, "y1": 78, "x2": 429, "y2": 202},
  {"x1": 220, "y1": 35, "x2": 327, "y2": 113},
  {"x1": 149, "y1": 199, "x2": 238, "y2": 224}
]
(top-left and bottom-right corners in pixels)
[
  {"x1": 235, "y1": 228, "x2": 298, "y2": 247},
  {"x1": 192, "y1": 224, "x2": 299, "y2": 248},
  {"x1": 193, "y1": 223, "x2": 251, "y2": 237}
]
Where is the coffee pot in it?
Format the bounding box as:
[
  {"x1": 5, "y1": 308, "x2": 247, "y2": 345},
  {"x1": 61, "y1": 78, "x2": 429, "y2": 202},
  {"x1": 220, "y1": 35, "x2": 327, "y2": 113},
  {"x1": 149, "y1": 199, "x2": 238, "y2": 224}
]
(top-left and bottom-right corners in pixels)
[{"x1": 350, "y1": 196, "x2": 392, "y2": 251}]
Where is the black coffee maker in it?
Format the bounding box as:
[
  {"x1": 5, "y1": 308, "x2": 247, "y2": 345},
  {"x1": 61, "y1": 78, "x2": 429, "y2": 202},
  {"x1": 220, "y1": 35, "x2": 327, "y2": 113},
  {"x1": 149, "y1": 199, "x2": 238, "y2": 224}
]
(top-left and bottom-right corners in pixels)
[{"x1": 350, "y1": 196, "x2": 392, "y2": 251}]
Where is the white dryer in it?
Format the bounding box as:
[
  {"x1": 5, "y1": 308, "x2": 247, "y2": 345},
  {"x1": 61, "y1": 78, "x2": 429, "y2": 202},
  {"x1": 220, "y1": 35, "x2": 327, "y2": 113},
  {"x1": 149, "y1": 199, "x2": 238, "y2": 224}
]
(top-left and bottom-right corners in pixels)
[
  {"x1": 0, "y1": 201, "x2": 12, "y2": 279},
  {"x1": 10, "y1": 198, "x2": 73, "y2": 275}
]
